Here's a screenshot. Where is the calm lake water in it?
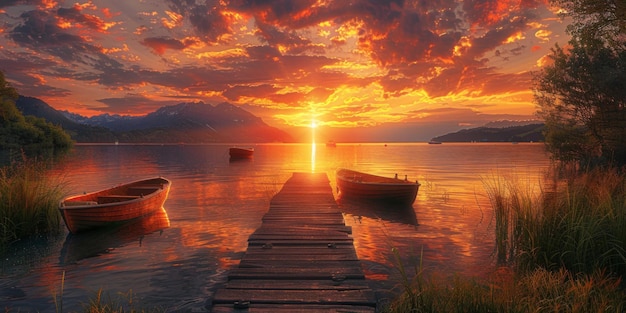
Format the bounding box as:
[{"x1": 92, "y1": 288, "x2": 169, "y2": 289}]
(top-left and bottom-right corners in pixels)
[{"x1": 0, "y1": 143, "x2": 550, "y2": 312}]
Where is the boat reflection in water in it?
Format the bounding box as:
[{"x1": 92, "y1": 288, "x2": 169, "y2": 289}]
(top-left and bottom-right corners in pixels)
[
  {"x1": 59, "y1": 207, "x2": 170, "y2": 265},
  {"x1": 337, "y1": 196, "x2": 418, "y2": 226}
]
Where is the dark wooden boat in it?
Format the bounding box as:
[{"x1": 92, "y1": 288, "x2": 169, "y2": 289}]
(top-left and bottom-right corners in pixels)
[
  {"x1": 229, "y1": 147, "x2": 254, "y2": 158},
  {"x1": 59, "y1": 177, "x2": 171, "y2": 234},
  {"x1": 336, "y1": 168, "x2": 420, "y2": 205}
]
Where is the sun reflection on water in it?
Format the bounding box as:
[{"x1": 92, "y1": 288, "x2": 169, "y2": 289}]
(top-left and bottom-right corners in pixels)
[
  {"x1": 310, "y1": 120, "x2": 317, "y2": 172},
  {"x1": 311, "y1": 142, "x2": 316, "y2": 172}
]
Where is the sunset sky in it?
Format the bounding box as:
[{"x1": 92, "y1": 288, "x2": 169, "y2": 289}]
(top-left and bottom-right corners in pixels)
[{"x1": 0, "y1": 0, "x2": 570, "y2": 141}]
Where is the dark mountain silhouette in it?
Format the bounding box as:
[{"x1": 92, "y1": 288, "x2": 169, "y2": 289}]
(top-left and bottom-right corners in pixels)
[
  {"x1": 431, "y1": 123, "x2": 545, "y2": 142},
  {"x1": 15, "y1": 96, "x2": 293, "y2": 143},
  {"x1": 16, "y1": 96, "x2": 117, "y2": 142}
]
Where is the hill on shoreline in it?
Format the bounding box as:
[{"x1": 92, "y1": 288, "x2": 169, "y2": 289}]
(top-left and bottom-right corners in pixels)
[{"x1": 431, "y1": 123, "x2": 544, "y2": 142}]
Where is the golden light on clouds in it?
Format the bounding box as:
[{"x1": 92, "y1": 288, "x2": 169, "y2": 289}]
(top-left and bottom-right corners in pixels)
[
  {"x1": 196, "y1": 48, "x2": 247, "y2": 59},
  {"x1": 0, "y1": 0, "x2": 570, "y2": 141},
  {"x1": 162, "y1": 11, "x2": 184, "y2": 29},
  {"x1": 535, "y1": 29, "x2": 552, "y2": 42},
  {"x1": 453, "y1": 36, "x2": 472, "y2": 57},
  {"x1": 504, "y1": 31, "x2": 525, "y2": 44}
]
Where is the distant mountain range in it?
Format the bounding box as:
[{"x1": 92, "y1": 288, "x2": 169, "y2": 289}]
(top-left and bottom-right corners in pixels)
[
  {"x1": 15, "y1": 96, "x2": 293, "y2": 143},
  {"x1": 15, "y1": 95, "x2": 544, "y2": 144},
  {"x1": 431, "y1": 123, "x2": 545, "y2": 142}
]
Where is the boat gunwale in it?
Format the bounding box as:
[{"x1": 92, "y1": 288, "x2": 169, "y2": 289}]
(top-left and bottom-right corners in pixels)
[{"x1": 336, "y1": 169, "x2": 420, "y2": 187}]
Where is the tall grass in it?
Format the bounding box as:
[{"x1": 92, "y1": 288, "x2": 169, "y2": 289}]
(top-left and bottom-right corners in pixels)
[
  {"x1": 485, "y1": 167, "x2": 626, "y2": 279},
  {"x1": 383, "y1": 266, "x2": 625, "y2": 312},
  {"x1": 76, "y1": 289, "x2": 164, "y2": 313},
  {"x1": 0, "y1": 157, "x2": 66, "y2": 250},
  {"x1": 384, "y1": 167, "x2": 626, "y2": 312}
]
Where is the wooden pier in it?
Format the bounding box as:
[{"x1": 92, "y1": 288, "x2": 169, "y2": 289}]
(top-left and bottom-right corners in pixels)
[{"x1": 211, "y1": 172, "x2": 377, "y2": 312}]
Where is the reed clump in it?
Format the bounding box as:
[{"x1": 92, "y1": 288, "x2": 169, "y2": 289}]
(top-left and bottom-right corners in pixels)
[
  {"x1": 76, "y1": 289, "x2": 164, "y2": 313},
  {"x1": 384, "y1": 267, "x2": 624, "y2": 312},
  {"x1": 0, "y1": 157, "x2": 66, "y2": 250},
  {"x1": 384, "y1": 167, "x2": 626, "y2": 312},
  {"x1": 486, "y1": 167, "x2": 626, "y2": 279}
]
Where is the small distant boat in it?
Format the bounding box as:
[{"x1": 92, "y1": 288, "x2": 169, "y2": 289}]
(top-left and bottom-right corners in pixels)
[
  {"x1": 326, "y1": 140, "x2": 337, "y2": 147},
  {"x1": 59, "y1": 177, "x2": 171, "y2": 234},
  {"x1": 428, "y1": 140, "x2": 442, "y2": 144},
  {"x1": 229, "y1": 147, "x2": 254, "y2": 159},
  {"x1": 336, "y1": 169, "x2": 420, "y2": 205}
]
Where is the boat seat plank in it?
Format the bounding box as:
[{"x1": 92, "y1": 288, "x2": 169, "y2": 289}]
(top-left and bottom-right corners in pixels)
[
  {"x1": 61, "y1": 201, "x2": 98, "y2": 206},
  {"x1": 126, "y1": 187, "x2": 159, "y2": 196},
  {"x1": 96, "y1": 195, "x2": 140, "y2": 204}
]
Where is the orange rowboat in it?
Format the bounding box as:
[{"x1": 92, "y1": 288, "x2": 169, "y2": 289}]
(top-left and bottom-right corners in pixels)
[{"x1": 59, "y1": 177, "x2": 171, "y2": 234}]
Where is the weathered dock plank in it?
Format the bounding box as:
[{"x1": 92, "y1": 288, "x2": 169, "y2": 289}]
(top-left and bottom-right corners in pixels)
[
  {"x1": 213, "y1": 289, "x2": 376, "y2": 305},
  {"x1": 211, "y1": 172, "x2": 377, "y2": 312},
  {"x1": 211, "y1": 304, "x2": 376, "y2": 313},
  {"x1": 222, "y1": 279, "x2": 372, "y2": 290}
]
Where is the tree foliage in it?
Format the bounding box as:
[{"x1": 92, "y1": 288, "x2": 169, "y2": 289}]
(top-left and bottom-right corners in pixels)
[
  {"x1": 552, "y1": 0, "x2": 626, "y2": 50},
  {"x1": 0, "y1": 71, "x2": 73, "y2": 154},
  {"x1": 535, "y1": 1, "x2": 626, "y2": 169}
]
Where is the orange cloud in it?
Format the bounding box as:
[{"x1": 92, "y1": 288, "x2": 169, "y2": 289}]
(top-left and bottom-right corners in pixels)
[
  {"x1": 41, "y1": 0, "x2": 57, "y2": 10},
  {"x1": 56, "y1": 4, "x2": 117, "y2": 32},
  {"x1": 141, "y1": 37, "x2": 199, "y2": 55},
  {"x1": 162, "y1": 10, "x2": 184, "y2": 29},
  {"x1": 534, "y1": 29, "x2": 552, "y2": 42}
]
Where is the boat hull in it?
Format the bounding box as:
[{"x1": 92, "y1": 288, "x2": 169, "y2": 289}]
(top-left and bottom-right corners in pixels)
[
  {"x1": 59, "y1": 177, "x2": 171, "y2": 234},
  {"x1": 336, "y1": 169, "x2": 419, "y2": 205}
]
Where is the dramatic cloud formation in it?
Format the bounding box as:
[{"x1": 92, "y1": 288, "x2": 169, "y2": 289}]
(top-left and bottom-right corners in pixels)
[{"x1": 0, "y1": 0, "x2": 569, "y2": 140}]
